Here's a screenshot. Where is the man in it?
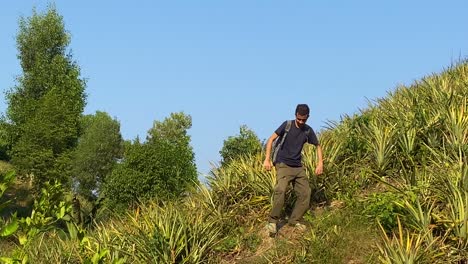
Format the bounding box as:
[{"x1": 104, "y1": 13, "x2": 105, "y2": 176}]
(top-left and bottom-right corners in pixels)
[{"x1": 263, "y1": 104, "x2": 323, "y2": 235}]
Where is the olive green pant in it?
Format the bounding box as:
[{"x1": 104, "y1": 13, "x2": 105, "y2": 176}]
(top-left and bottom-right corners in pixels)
[{"x1": 269, "y1": 163, "x2": 311, "y2": 225}]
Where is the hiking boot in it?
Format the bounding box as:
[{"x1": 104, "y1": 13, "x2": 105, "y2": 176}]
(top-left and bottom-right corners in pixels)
[{"x1": 266, "y1": 222, "x2": 277, "y2": 235}]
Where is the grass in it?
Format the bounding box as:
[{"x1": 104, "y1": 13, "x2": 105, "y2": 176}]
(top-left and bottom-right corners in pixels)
[
  {"x1": 302, "y1": 205, "x2": 380, "y2": 263},
  {"x1": 210, "y1": 203, "x2": 380, "y2": 264}
]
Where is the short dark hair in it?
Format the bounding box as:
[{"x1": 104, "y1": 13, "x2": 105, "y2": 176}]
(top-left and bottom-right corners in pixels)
[{"x1": 295, "y1": 104, "x2": 310, "y2": 116}]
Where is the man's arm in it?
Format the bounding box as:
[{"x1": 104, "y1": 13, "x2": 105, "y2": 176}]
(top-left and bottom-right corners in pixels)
[
  {"x1": 263, "y1": 133, "x2": 279, "y2": 171},
  {"x1": 315, "y1": 144, "x2": 323, "y2": 175}
]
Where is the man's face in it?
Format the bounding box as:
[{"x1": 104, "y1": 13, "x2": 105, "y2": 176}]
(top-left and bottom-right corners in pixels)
[{"x1": 295, "y1": 113, "x2": 309, "y2": 128}]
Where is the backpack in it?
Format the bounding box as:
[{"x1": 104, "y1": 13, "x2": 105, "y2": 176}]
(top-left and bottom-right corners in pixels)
[{"x1": 271, "y1": 120, "x2": 292, "y2": 165}]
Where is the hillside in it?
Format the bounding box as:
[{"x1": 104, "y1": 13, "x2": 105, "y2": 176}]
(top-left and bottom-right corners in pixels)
[{"x1": 1, "y1": 61, "x2": 467, "y2": 263}]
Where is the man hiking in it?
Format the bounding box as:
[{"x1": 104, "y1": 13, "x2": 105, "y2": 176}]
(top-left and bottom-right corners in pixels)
[{"x1": 263, "y1": 104, "x2": 323, "y2": 235}]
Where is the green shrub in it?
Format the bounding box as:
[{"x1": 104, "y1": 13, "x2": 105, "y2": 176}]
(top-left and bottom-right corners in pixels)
[
  {"x1": 104, "y1": 112, "x2": 198, "y2": 209},
  {"x1": 363, "y1": 192, "x2": 406, "y2": 232}
]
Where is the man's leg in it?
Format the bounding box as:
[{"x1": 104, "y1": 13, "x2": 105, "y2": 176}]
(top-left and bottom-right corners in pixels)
[
  {"x1": 288, "y1": 168, "x2": 311, "y2": 225},
  {"x1": 269, "y1": 163, "x2": 293, "y2": 223}
]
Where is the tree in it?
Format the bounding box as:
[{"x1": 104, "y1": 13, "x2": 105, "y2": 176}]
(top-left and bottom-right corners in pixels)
[
  {"x1": 72, "y1": 111, "x2": 123, "y2": 200},
  {"x1": 104, "y1": 112, "x2": 198, "y2": 208},
  {"x1": 5, "y1": 6, "x2": 86, "y2": 190},
  {"x1": 0, "y1": 119, "x2": 10, "y2": 161},
  {"x1": 146, "y1": 112, "x2": 198, "y2": 194},
  {"x1": 219, "y1": 125, "x2": 262, "y2": 165}
]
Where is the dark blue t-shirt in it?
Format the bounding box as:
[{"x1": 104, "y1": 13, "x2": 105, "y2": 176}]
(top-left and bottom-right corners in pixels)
[{"x1": 275, "y1": 120, "x2": 319, "y2": 167}]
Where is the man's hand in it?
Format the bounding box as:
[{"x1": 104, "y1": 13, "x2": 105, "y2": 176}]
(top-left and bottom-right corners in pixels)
[
  {"x1": 263, "y1": 133, "x2": 278, "y2": 171},
  {"x1": 263, "y1": 159, "x2": 273, "y2": 171},
  {"x1": 315, "y1": 145, "x2": 324, "y2": 176},
  {"x1": 315, "y1": 163, "x2": 323, "y2": 175}
]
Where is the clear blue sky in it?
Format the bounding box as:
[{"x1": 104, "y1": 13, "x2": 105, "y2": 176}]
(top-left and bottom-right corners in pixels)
[{"x1": 1, "y1": 1, "x2": 467, "y2": 176}]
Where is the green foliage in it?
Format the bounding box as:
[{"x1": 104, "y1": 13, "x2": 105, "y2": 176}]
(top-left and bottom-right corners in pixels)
[
  {"x1": 18, "y1": 220, "x2": 126, "y2": 263},
  {"x1": 0, "y1": 180, "x2": 73, "y2": 263},
  {"x1": 104, "y1": 112, "x2": 197, "y2": 208},
  {"x1": 329, "y1": 111, "x2": 372, "y2": 163},
  {"x1": 363, "y1": 191, "x2": 406, "y2": 232},
  {"x1": 213, "y1": 225, "x2": 262, "y2": 254},
  {"x1": 5, "y1": 6, "x2": 86, "y2": 190},
  {"x1": 133, "y1": 201, "x2": 223, "y2": 263},
  {"x1": 0, "y1": 220, "x2": 18, "y2": 238},
  {"x1": 363, "y1": 119, "x2": 396, "y2": 173},
  {"x1": 219, "y1": 125, "x2": 262, "y2": 166},
  {"x1": 55, "y1": 201, "x2": 223, "y2": 263},
  {"x1": 243, "y1": 233, "x2": 261, "y2": 252},
  {"x1": 300, "y1": 208, "x2": 380, "y2": 263},
  {"x1": 434, "y1": 165, "x2": 468, "y2": 248},
  {"x1": 146, "y1": 112, "x2": 198, "y2": 193},
  {"x1": 377, "y1": 218, "x2": 439, "y2": 264},
  {"x1": 0, "y1": 120, "x2": 11, "y2": 161},
  {"x1": 17, "y1": 181, "x2": 72, "y2": 244},
  {"x1": 0, "y1": 171, "x2": 16, "y2": 213},
  {"x1": 72, "y1": 111, "x2": 123, "y2": 200},
  {"x1": 102, "y1": 150, "x2": 148, "y2": 209},
  {"x1": 1, "y1": 172, "x2": 19, "y2": 239},
  {"x1": 207, "y1": 153, "x2": 275, "y2": 221}
]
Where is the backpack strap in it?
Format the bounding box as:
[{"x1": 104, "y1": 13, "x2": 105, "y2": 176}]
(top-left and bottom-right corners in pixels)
[
  {"x1": 272, "y1": 120, "x2": 292, "y2": 164},
  {"x1": 283, "y1": 120, "x2": 292, "y2": 139},
  {"x1": 278, "y1": 120, "x2": 292, "y2": 150},
  {"x1": 305, "y1": 127, "x2": 311, "y2": 143}
]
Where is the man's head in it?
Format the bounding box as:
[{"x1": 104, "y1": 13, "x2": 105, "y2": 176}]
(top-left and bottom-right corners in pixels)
[
  {"x1": 295, "y1": 104, "x2": 310, "y2": 116},
  {"x1": 295, "y1": 104, "x2": 309, "y2": 127}
]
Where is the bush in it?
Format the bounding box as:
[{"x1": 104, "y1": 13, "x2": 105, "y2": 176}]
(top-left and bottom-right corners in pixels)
[{"x1": 362, "y1": 191, "x2": 407, "y2": 232}]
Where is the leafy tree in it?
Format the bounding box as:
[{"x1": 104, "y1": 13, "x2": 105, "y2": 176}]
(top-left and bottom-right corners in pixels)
[
  {"x1": 104, "y1": 112, "x2": 198, "y2": 208},
  {"x1": 219, "y1": 125, "x2": 262, "y2": 165},
  {"x1": 72, "y1": 111, "x2": 123, "y2": 200},
  {"x1": 0, "y1": 119, "x2": 10, "y2": 161},
  {"x1": 5, "y1": 6, "x2": 86, "y2": 190},
  {"x1": 146, "y1": 112, "x2": 198, "y2": 194}
]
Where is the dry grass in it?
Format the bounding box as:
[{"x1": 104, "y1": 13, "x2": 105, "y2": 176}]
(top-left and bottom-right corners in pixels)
[
  {"x1": 213, "y1": 203, "x2": 380, "y2": 264},
  {"x1": 0, "y1": 161, "x2": 13, "y2": 174}
]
